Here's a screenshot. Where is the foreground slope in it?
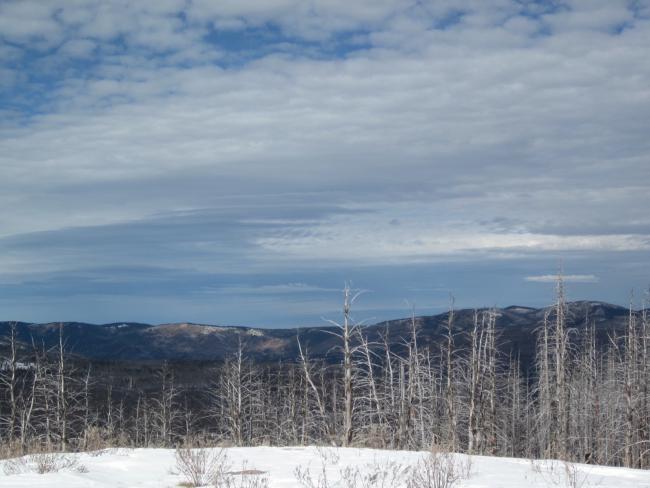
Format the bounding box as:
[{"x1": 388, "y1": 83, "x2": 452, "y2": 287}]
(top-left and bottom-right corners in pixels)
[{"x1": 0, "y1": 447, "x2": 647, "y2": 488}]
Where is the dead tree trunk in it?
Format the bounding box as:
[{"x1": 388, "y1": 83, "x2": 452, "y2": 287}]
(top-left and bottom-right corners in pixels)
[
  {"x1": 1, "y1": 322, "x2": 19, "y2": 445},
  {"x1": 553, "y1": 274, "x2": 569, "y2": 460},
  {"x1": 342, "y1": 285, "x2": 354, "y2": 447},
  {"x1": 56, "y1": 324, "x2": 69, "y2": 451},
  {"x1": 444, "y1": 298, "x2": 458, "y2": 451}
]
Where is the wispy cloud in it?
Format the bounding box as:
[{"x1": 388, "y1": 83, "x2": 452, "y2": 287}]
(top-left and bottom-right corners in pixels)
[
  {"x1": 525, "y1": 275, "x2": 600, "y2": 284},
  {"x1": 199, "y1": 283, "x2": 341, "y2": 295}
]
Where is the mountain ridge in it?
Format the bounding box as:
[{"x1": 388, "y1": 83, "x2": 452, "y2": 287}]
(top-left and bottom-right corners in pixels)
[{"x1": 0, "y1": 301, "x2": 636, "y2": 365}]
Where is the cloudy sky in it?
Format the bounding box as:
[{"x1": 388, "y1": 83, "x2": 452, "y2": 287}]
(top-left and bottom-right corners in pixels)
[{"x1": 1, "y1": 0, "x2": 649, "y2": 327}]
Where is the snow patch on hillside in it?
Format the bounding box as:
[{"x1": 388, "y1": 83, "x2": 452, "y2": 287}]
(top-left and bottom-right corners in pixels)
[{"x1": 0, "y1": 447, "x2": 647, "y2": 488}]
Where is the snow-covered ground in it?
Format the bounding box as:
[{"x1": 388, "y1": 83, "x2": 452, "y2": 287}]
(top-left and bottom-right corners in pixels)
[{"x1": 0, "y1": 446, "x2": 647, "y2": 488}]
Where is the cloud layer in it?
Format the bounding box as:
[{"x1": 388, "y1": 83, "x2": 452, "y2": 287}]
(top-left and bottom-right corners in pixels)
[
  {"x1": 525, "y1": 274, "x2": 600, "y2": 283},
  {"x1": 1, "y1": 0, "x2": 649, "y2": 325}
]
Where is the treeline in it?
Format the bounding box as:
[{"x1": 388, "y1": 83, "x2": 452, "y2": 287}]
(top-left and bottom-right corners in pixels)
[{"x1": 0, "y1": 279, "x2": 648, "y2": 468}]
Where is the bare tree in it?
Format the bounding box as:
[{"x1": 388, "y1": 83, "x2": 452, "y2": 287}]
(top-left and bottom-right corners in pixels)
[
  {"x1": 297, "y1": 335, "x2": 331, "y2": 442},
  {"x1": 443, "y1": 296, "x2": 458, "y2": 451},
  {"x1": 0, "y1": 322, "x2": 19, "y2": 445},
  {"x1": 553, "y1": 273, "x2": 570, "y2": 460},
  {"x1": 325, "y1": 283, "x2": 363, "y2": 447},
  {"x1": 150, "y1": 361, "x2": 179, "y2": 446},
  {"x1": 55, "y1": 323, "x2": 69, "y2": 451}
]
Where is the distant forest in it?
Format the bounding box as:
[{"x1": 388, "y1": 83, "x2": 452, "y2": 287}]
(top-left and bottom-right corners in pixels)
[{"x1": 0, "y1": 276, "x2": 649, "y2": 469}]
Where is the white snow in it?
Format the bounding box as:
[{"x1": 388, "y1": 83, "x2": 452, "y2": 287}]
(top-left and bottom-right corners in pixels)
[{"x1": 0, "y1": 446, "x2": 647, "y2": 488}]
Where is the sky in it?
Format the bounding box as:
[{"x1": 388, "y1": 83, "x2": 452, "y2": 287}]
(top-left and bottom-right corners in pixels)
[{"x1": 1, "y1": 0, "x2": 649, "y2": 327}]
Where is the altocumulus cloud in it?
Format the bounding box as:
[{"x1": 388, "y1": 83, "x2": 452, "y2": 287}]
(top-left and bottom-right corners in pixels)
[{"x1": 0, "y1": 0, "x2": 649, "y2": 325}]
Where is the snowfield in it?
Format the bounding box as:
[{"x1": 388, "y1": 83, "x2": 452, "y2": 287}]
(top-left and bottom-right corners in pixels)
[{"x1": 0, "y1": 446, "x2": 648, "y2": 488}]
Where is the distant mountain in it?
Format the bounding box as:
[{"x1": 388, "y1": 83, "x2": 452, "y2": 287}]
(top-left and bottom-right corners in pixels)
[{"x1": 0, "y1": 301, "x2": 634, "y2": 366}]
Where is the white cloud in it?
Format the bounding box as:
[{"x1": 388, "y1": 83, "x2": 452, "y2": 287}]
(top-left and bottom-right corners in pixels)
[
  {"x1": 525, "y1": 274, "x2": 600, "y2": 283},
  {"x1": 0, "y1": 0, "x2": 649, "y2": 285},
  {"x1": 256, "y1": 227, "x2": 650, "y2": 264},
  {"x1": 200, "y1": 283, "x2": 341, "y2": 295},
  {"x1": 0, "y1": 1, "x2": 63, "y2": 47},
  {"x1": 58, "y1": 38, "x2": 97, "y2": 58}
]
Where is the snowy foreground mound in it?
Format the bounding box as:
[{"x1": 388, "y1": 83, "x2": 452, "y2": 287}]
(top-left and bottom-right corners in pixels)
[{"x1": 0, "y1": 446, "x2": 648, "y2": 488}]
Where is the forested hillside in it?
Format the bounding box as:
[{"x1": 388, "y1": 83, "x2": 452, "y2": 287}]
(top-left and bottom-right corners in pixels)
[{"x1": 1, "y1": 281, "x2": 649, "y2": 469}]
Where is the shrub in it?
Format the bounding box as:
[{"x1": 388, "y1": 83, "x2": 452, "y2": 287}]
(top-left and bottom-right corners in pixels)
[
  {"x1": 529, "y1": 459, "x2": 595, "y2": 488},
  {"x1": 295, "y1": 449, "x2": 409, "y2": 488},
  {"x1": 175, "y1": 447, "x2": 229, "y2": 487},
  {"x1": 406, "y1": 448, "x2": 471, "y2": 488},
  {"x1": 224, "y1": 466, "x2": 270, "y2": 488},
  {"x1": 3, "y1": 452, "x2": 85, "y2": 475}
]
